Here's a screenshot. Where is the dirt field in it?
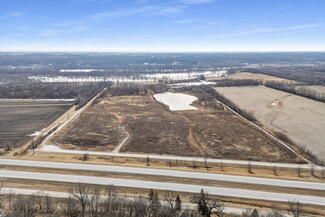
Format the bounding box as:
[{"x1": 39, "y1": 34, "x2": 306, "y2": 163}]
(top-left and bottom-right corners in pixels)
[
  {"x1": 182, "y1": 109, "x2": 296, "y2": 162},
  {"x1": 52, "y1": 95, "x2": 199, "y2": 156},
  {"x1": 214, "y1": 86, "x2": 325, "y2": 161},
  {"x1": 0, "y1": 99, "x2": 73, "y2": 149},
  {"x1": 51, "y1": 90, "x2": 299, "y2": 162}
]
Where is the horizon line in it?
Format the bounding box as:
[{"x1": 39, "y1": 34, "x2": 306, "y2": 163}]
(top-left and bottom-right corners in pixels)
[{"x1": 1, "y1": 50, "x2": 325, "y2": 53}]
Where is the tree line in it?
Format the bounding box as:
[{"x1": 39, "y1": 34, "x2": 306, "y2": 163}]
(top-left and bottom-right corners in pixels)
[
  {"x1": 264, "y1": 81, "x2": 325, "y2": 103},
  {"x1": 0, "y1": 183, "x2": 226, "y2": 217},
  {"x1": 215, "y1": 79, "x2": 259, "y2": 87},
  {"x1": 105, "y1": 83, "x2": 168, "y2": 97},
  {"x1": 0, "y1": 183, "x2": 305, "y2": 217},
  {"x1": 0, "y1": 82, "x2": 109, "y2": 105},
  {"x1": 200, "y1": 86, "x2": 257, "y2": 122},
  {"x1": 244, "y1": 66, "x2": 325, "y2": 86}
]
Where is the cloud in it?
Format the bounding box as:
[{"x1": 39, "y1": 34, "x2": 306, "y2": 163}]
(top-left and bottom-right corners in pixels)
[
  {"x1": 6, "y1": 12, "x2": 27, "y2": 17},
  {"x1": 180, "y1": 0, "x2": 213, "y2": 4},
  {"x1": 171, "y1": 19, "x2": 201, "y2": 24},
  {"x1": 207, "y1": 24, "x2": 324, "y2": 38},
  {"x1": 89, "y1": 5, "x2": 184, "y2": 20}
]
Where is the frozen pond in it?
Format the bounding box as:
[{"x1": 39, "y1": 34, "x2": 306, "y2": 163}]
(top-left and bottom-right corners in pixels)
[{"x1": 154, "y1": 92, "x2": 197, "y2": 111}]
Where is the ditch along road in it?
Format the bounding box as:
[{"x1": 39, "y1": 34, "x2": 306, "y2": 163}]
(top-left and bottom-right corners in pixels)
[{"x1": 0, "y1": 169, "x2": 324, "y2": 207}]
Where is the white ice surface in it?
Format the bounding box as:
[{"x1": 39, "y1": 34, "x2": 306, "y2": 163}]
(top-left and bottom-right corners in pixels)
[{"x1": 154, "y1": 92, "x2": 197, "y2": 111}]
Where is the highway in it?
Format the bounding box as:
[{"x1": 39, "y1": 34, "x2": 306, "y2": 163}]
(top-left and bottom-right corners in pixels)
[
  {"x1": 0, "y1": 170, "x2": 324, "y2": 206},
  {"x1": 0, "y1": 159, "x2": 324, "y2": 191}
]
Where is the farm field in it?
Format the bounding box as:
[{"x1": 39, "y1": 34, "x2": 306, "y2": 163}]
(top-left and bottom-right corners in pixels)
[
  {"x1": 0, "y1": 99, "x2": 73, "y2": 149},
  {"x1": 50, "y1": 89, "x2": 299, "y2": 162},
  {"x1": 209, "y1": 72, "x2": 293, "y2": 83},
  {"x1": 214, "y1": 86, "x2": 325, "y2": 161}
]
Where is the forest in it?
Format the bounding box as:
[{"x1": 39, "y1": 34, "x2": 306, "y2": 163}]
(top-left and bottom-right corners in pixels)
[{"x1": 0, "y1": 82, "x2": 109, "y2": 106}]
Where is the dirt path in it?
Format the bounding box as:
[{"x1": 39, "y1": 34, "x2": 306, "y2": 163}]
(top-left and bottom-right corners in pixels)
[
  {"x1": 179, "y1": 115, "x2": 205, "y2": 155},
  {"x1": 112, "y1": 127, "x2": 130, "y2": 153}
]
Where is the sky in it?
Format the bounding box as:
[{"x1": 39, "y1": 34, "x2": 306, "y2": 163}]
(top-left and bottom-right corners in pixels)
[{"x1": 0, "y1": 0, "x2": 325, "y2": 52}]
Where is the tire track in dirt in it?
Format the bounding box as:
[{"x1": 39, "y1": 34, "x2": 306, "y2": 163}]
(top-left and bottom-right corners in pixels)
[{"x1": 178, "y1": 114, "x2": 206, "y2": 155}]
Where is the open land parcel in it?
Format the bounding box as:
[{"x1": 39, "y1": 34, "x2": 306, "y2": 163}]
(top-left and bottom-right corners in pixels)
[{"x1": 49, "y1": 86, "x2": 299, "y2": 163}]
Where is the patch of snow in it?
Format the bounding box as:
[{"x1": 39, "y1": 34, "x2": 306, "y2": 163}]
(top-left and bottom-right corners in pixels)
[
  {"x1": 60, "y1": 69, "x2": 103, "y2": 73},
  {"x1": 27, "y1": 128, "x2": 45, "y2": 137},
  {"x1": 154, "y1": 92, "x2": 197, "y2": 111},
  {"x1": 169, "y1": 80, "x2": 215, "y2": 88}
]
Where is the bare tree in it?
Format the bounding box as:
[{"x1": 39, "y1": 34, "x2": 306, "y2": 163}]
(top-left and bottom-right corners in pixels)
[
  {"x1": 12, "y1": 195, "x2": 37, "y2": 217},
  {"x1": 102, "y1": 184, "x2": 117, "y2": 214},
  {"x1": 6, "y1": 190, "x2": 15, "y2": 211},
  {"x1": 310, "y1": 165, "x2": 315, "y2": 177},
  {"x1": 273, "y1": 166, "x2": 277, "y2": 176},
  {"x1": 148, "y1": 189, "x2": 161, "y2": 217},
  {"x1": 248, "y1": 161, "x2": 252, "y2": 174},
  {"x1": 132, "y1": 196, "x2": 148, "y2": 217},
  {"x1": 288, "y1": 200, "x2": 304, "y2": 217},
  {"x1": 164, "y1": 190, "x2": 182, "y2": 216},
  {"x1": 33, "y1": 191, "x2": 45, "y2": 211},
  {"x1": 82, "y1": 153, "x2": 89, "y2": 161},
  {"x1": 204, "y1": 152, "x2": 210, "y2": 169},
  {"x1": 269, "y1": 205, "x2": 285, "y2": 217},
  {"x1": 69, "y1": 183, "x2": 91, "y2": 217},
  {"x1": 61, "y1": 197, "x2": 80, "y2": 217},
  {"x1": 44, "y1": 194, "x2": 55, "y2": 214},
  {"x1": 297, "y1": 166, "x2": 301, "y2": 177},
  {"x1": 146, "y1": 156, "x2": 151, "y2": 166},
  {"x1": 192, "y1": 160, "x2": 198, "y2": 169},
  {"x1": 88, "y1": 185, "x2": 103, "y2": 217}
]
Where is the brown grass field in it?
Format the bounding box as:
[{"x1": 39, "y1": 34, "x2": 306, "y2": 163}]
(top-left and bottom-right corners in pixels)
[
  {"x1": 51, "y1": 90, "x2": 299, "y2": 163},
  {"x1": 214, "y1": 86, "x2": 325, "y2": 162},
  {"x1": 0, "y1": 99, "x2": 73, "y2": 149}
]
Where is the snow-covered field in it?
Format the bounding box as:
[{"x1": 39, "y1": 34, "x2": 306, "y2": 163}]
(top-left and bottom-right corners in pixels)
[
  {"x1": 154, "y1": 92, "x2": 197, "y2": 111},
  {"x1": 29, "y1": 70, "x2": 226, "y2": 83}
]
